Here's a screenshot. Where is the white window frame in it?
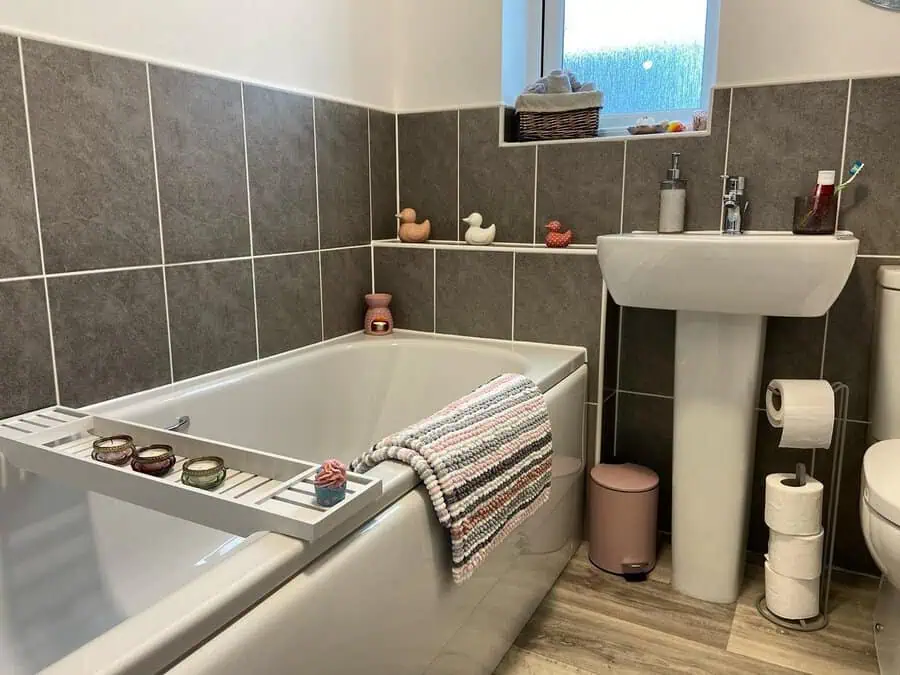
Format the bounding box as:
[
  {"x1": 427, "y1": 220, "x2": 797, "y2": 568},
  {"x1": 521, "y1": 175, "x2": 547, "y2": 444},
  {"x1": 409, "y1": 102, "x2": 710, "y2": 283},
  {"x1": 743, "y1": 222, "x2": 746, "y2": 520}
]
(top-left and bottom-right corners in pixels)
[{"x1": 542, "y1": 0, "x2": 720, "y2": 133}]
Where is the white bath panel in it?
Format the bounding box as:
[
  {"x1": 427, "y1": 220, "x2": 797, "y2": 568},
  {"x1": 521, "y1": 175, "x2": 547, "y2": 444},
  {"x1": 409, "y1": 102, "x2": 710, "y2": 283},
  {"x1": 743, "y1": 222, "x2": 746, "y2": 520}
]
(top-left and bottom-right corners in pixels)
[{"x1": 0, "y1": 407, "x2": 381, "y2": 541}]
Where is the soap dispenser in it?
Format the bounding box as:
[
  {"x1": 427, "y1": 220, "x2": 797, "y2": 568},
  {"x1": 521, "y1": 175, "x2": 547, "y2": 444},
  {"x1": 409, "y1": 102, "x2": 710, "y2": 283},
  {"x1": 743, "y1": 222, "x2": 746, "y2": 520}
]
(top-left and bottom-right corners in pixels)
[{"x1": 659, "y1": 152, "x2": 687, "y2": 233}]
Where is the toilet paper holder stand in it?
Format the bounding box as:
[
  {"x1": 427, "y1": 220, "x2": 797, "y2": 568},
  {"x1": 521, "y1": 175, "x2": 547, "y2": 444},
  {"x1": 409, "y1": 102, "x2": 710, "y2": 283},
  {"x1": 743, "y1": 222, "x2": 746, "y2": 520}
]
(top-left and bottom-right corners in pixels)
[{"x1": 756, "y1": 381, "x2": 849, "y2": 632}]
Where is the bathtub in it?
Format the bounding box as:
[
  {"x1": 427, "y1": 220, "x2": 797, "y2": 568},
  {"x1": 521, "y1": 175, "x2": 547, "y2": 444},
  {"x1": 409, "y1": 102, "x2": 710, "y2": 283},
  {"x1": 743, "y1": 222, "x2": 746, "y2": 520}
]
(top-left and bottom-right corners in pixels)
[{"x1": 0, "y1": 331, "x2": 587, "y2": 674}]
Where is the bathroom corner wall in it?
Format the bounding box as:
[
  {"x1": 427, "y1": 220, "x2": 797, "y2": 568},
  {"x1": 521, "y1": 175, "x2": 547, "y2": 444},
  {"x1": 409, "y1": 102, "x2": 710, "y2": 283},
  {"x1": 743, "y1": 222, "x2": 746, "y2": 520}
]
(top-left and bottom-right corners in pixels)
[
  {"x1": 0, "y1": 32, "x2": 396, "y2": 416},
  {"x1": 387, "y1": 76, "x2": 900, "y2": 576}
]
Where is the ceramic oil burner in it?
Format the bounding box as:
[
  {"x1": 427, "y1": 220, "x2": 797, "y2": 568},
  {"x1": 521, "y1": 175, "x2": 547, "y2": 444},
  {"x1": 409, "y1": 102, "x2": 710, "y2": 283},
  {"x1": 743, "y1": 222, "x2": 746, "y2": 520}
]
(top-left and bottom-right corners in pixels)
[
  {"x1": 545, "y1": 220, "x2": 573, "y2": 247},
  {"x1": 462, "y1": 212, "x2": 496, "y2": 245},
  {"x1": 396, "y1": 208, "x2": 431, "y2": 243},
  {"x1": 364, "y1": 293, "x2": 394, "y2": 335}
]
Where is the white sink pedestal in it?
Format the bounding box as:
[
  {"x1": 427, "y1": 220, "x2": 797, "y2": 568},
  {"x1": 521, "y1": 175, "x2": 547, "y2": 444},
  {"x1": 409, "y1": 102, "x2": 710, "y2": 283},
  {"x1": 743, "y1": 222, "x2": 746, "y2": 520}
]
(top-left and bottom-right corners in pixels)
[
  {"x1": 596, "y1": 230, "x2": 859, "y2": 605},
  {"x1": 671, "y1": 311, "x2": 766, "y2": 604}
]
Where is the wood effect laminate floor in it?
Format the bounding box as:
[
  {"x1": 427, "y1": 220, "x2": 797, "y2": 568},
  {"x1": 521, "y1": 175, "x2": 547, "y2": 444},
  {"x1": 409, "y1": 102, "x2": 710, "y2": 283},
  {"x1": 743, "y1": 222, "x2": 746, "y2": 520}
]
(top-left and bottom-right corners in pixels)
[{"x1": 495, "y1": 542, "x2": 879, "y2": 674}]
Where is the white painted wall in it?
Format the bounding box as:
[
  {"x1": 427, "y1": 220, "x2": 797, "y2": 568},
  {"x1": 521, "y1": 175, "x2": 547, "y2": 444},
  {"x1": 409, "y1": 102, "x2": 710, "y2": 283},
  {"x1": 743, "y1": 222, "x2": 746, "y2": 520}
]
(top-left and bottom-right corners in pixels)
[
  {"x1": 6, "y1": 0, "x2": 900, "y2": 112},
  {"x1": 392, "y1": 0, "x2": 503, "y2": 112},
  {"x1": 0, "y1": 0, "x2": 398, "y2": 110},
  {"x1": 392, "y1": 0, "x2": 900, "y2": 111},
  {"x1": 717, "y1": 0, "x2": 900, "y2": 86}
]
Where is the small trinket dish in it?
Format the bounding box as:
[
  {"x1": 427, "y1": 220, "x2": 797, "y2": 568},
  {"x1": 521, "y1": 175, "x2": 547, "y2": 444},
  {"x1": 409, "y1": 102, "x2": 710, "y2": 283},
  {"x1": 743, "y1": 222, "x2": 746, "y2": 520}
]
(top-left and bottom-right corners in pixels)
[
  {"x1": 131, "y1": 444, "x2": 176, "y2": 477},
  {"x1": 181, "y1": 456, "x2": 226, "y2": 490},
  {"x1": 92, "y1": 435, "x2": 136, "y2": 466},
  {"x1": 314, "y1": 459, "x2": 348, "y2": 507}
]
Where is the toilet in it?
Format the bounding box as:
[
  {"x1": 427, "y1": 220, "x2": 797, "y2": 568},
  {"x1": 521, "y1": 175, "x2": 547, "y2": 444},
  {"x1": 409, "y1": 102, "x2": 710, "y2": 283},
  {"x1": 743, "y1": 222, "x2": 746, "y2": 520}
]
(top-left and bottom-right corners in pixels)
[{"x1": 861, "y1": 266, "x2": 900, "y2": 671}]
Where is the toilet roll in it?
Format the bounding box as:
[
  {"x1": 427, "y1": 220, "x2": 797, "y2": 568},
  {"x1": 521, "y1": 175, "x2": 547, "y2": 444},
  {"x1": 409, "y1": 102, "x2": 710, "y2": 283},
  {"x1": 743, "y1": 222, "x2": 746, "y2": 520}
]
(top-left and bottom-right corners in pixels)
[
  {"x1": 765, "y1": 560, "x2": 820, "y2": 620},
  {"x1": 766, "y1": 379, "x2": 835, "y2": 449},
  {"x1": 764, "y1": 473, "x2": 823, "y2": 536},
  {"x1": 768, "y1": 528, "x2": 824, "y2": 579}
]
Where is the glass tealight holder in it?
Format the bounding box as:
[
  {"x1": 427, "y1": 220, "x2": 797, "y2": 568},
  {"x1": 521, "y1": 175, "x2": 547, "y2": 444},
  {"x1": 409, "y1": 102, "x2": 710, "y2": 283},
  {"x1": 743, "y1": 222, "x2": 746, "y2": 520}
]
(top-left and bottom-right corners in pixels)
[
  {"x1": 181, "y1": 456, "x2": 226, "y2": 490},
  {"x1": 131, "y1": 444, "x2": 176, "y2": 477},
  {"x1": 92, "y1": 435, "x2": 136, "y2": 466}
]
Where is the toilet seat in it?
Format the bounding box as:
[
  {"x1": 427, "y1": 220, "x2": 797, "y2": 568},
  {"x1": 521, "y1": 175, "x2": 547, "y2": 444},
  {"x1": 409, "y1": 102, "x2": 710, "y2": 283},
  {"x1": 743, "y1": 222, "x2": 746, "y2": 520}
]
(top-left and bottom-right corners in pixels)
[{"x1": 864, "y1": 440, "x2": 900, "y2": 527}]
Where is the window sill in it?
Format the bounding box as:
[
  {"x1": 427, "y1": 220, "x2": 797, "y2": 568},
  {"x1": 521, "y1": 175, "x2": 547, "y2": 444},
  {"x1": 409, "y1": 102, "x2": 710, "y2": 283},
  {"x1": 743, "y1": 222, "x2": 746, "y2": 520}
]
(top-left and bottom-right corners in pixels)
[{"x1": 499, "y1": 128, "x2": 710, "y2": 148}]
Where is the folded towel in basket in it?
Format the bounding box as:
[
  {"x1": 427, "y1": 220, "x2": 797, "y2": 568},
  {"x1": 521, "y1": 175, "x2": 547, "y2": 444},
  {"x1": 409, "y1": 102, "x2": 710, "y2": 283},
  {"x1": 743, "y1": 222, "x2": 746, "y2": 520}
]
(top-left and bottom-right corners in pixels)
[{"x1": 349, "y1": 373, "x2": 553, "y2": 583}]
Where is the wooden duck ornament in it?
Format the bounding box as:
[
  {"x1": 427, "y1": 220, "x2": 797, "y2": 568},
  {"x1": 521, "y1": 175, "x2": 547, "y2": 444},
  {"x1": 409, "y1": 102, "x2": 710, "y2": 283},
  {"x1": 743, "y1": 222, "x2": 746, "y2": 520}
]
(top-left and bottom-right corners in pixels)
[
  {"x1": 462, "y1": 212, "x2": 496, "y2": 246},
  {"x1": 396, "y1": 208, "x2": 431, "y2": 243},
  {"x1": 545, "y1": 221, "x2": 573, "y2": 248}
]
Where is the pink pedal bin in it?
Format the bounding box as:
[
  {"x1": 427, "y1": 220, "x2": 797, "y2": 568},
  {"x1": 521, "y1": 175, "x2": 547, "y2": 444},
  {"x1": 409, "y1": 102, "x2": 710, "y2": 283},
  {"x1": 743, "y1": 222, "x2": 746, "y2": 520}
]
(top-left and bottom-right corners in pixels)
[{"x1": 588, "y1": 463, "x2": 659, "y2": 577}]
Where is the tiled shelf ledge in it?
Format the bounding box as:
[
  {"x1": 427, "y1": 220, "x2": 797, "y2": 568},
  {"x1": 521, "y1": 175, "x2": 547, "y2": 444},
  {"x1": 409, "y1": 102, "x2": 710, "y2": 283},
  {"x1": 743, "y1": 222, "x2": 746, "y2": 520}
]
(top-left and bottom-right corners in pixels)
[
  {"x1": 372, "y1": 239, "x2": 598, "y2": 255},
  {"x1": 499, "y1": 128, "x2": 711, "y2": 148}
]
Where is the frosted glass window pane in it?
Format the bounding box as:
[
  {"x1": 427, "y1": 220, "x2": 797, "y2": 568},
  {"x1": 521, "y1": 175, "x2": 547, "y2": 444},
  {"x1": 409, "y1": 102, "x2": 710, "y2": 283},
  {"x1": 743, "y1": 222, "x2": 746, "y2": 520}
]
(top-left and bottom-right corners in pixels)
[{"x1": 562, "y1": 0, "x2": 708, "y2": 115}]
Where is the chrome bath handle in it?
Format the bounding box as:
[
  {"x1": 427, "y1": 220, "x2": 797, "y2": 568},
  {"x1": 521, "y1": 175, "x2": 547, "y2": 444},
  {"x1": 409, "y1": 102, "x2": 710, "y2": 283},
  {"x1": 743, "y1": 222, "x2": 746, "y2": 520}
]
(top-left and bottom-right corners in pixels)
[{"x1": 166, "y1": 416, "x2": 190, "y2": 433}]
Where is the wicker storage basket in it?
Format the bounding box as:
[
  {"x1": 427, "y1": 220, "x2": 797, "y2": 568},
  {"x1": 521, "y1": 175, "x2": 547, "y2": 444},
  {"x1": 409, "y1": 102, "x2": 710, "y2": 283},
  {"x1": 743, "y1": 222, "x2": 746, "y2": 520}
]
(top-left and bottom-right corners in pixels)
[{"x1": 515, "y1": 89, "x2": 603, "y2": 141}]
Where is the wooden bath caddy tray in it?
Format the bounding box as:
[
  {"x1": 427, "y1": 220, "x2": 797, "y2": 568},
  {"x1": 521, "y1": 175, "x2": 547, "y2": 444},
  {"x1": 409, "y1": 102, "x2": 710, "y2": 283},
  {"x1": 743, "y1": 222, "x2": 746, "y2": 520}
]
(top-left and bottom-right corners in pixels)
[{"x1": 0, "y1": 407, "x2": 381, "y2": 541}]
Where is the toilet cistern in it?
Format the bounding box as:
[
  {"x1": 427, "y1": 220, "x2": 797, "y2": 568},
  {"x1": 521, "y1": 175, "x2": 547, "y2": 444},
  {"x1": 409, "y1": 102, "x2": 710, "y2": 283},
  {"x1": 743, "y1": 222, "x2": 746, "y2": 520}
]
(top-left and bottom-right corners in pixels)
[{"x1": 722, "y1": 175, "x2": 748, "y2": 235}]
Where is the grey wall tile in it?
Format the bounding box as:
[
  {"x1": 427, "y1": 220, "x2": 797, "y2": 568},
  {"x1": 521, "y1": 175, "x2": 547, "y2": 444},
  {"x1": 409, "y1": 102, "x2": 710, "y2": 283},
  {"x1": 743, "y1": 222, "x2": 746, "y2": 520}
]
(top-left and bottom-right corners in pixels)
[
  {"x1": 373, "y1": 247, "x2": 434, "y2": 331},
  {"x1": 370, "y1": 110, "x2": 398, "y2": 240},
  {"x1": 623, "y1": 88, "x2": 731, "y2": 232},
  {"x1": 23, "y1": 41, "x2": 158, "y2": 273},
  {"x1": 604, "y1": 297, "x2": 620, "y2": 396},
  {"x1": 615, "y1": 392, "x2": 673, "y2": 531},
  {"x1": 243, "y1": 85, "x2": 317, "y2": 255},
  {"x1": 823, "y1": 258, "x2": 880, "y2": 422},
  {"x1": 727, "y1": 81, "x2": 847, "y2": 230},
  {"x1": 460, "y1": 107, "x2": 534, "y2": 243},
  {"x1": 619, "y1": 308, "x2": 675, "y2": 396},
  {"x1": 435, "y1": 250, "x2": 513, "y2": 339},
  {"x1": 0, "y1": 280, "x2": 55, "y2": 417},
  {"x1": 150, "y1": 66, "x2": 248, "y2": 263},
  {"x1": 514, "y1": 253, "x2": 604, "y2": 401},
  {"x1": 49, "y1": 269, "x2": 169, "y2": 406},
  {"x1": 0, "y1": 36, "x2": 41, "y2": 278},
  {"x1": 321, "y1": 247, "x2": 371, "y2": 339},
  {"x1": 841, "y1": 77, "x2": 900, "y2": 255},
  {"x1": 600, "y1": 395, "x2": 616, "y2": 464},
  {"x1": 536, "y1": 141, "x2": 623, "y2": 243},
  {"x1": 758, "y1": 317, "x2": 826, "y2": 407},
  {"x1": 167, "y1": 261, "x2": 256, "y2": 380},
  {"x1": 315, "y1": 99, "x2": 370, "y2": 248},
  {"x1": 833, "y1": 421, "x2": 878, "y2": 574},
  {"x1": 254, "y1": 253, "x2": 321, "y2": 358},
  {"x1": 747, "y1": 412, "x2": 818, "y2": 555},
  {"x1": 398, "y1": 111, "x2": 458, "y2": 240}
]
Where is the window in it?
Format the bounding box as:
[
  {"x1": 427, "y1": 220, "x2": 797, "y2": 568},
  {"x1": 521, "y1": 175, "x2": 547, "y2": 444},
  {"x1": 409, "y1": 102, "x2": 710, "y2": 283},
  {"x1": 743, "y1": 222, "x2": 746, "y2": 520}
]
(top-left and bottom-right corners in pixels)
[{"x1": 542, "y1": 0, "x2": 719, "y2": 130}]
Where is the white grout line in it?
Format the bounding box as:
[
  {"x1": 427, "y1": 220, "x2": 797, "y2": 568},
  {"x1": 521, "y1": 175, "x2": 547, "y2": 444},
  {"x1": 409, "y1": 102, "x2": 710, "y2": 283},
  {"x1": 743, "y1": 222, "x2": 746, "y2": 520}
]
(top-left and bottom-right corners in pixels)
[
  {"x1": 432, "y1": 247, "x2": 437, "y2": 333},
  {"x1": 239, "y1": 83, "x2": 260, "y2": 360},
  {"x1": 252, "y1": 248, "x2": 319, "y2": 260},
  {"x1": 612, "y1": 306, "x2": 624, "y2": 458},
  {"x1": 18, "y1": 37, "x2": 60, "y2": 406},
  {"x1": 146, "y1": 62, "x2": 174, "y2": 384},
  {"x1": 510, "y1": 252, "x2": 517, "y2": 341},
  {"x1": 819, "y1": 311, "x2": 830, "y2": 380},
  {"x1": 394, "y1": 113, "x2": 400, "y2": 236},
  {"x1": 720, "y1": 88, "x2": 735, "y2": 231},
  {"x1": 45, "y1": 263, "x2": 164, "y2": 278},
  {"x1": 532, "y1": 145, "x2": 539, "y2": 244},
  {"x1": 0, "y1": 273, "x2": 44, "y2": 284},
  {"x1": 367, "y1": 109, "x2": 375, "y2": 293},
  {"x1": 858, "y1": 254, "x2": 900, "y2": 259},
  {"x1": 835, "y1": 79, "x2": 853, "y2": 231},
  {"x1": 164, "y1": 256, "x2": 248, "y2": 269},
  {"x1": 618, "y1": 389, "x2": 675, "y2": 400},
  {"x1": 312, "y1": 98, "x2": 325, "y2": 342},
  {"x1": 456, "y1": 109, "x2": 461, "y2": 240},
  {"x1": 619, "y1": 142, "x2": 627, "y2": 233}
]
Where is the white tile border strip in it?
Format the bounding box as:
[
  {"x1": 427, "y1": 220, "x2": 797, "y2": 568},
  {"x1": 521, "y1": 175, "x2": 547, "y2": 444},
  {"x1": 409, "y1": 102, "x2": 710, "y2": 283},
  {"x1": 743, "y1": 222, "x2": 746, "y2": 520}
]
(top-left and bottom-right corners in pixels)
[
  {"x1": 18, "y1": 36, "x2": 60, "y2": 406},
  {"x1": 372, "y1": 239, "x2": 597, "y2": 256}
]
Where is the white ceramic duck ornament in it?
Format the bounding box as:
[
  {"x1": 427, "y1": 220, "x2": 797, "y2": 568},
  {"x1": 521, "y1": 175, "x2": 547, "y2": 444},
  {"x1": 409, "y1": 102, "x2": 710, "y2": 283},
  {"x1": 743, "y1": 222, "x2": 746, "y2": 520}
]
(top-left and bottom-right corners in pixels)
[{"x1": 462, "y1": 212, "x2": 496, "y2": 246}]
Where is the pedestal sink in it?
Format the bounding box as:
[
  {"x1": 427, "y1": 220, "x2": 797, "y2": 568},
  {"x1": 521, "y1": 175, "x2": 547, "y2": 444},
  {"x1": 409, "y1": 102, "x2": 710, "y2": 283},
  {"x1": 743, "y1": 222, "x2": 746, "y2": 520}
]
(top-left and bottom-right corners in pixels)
[{"x1": 597, "y1": 230, "x2": 858, "y2": 603}]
